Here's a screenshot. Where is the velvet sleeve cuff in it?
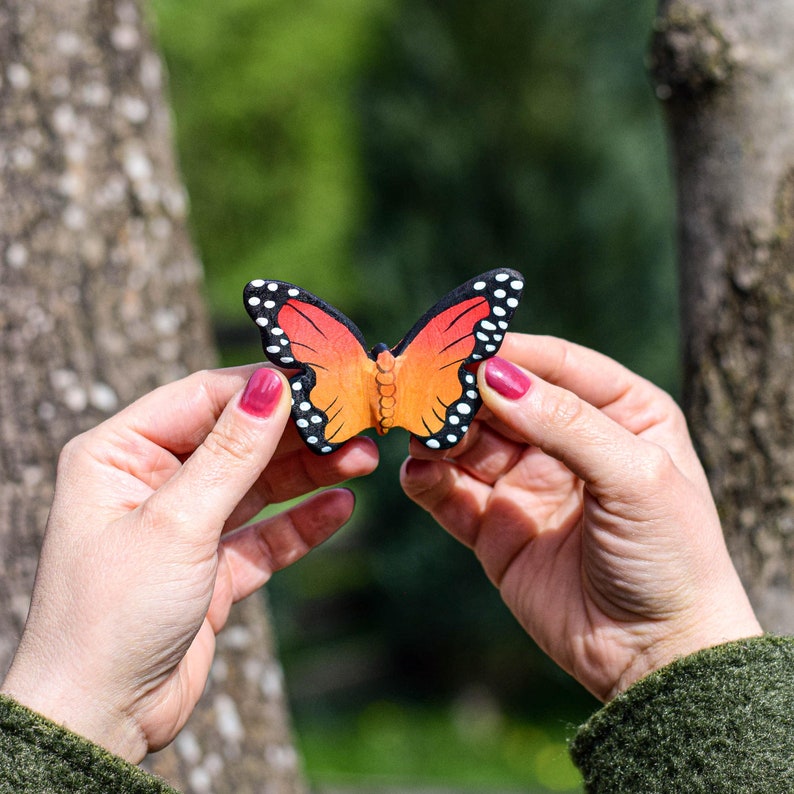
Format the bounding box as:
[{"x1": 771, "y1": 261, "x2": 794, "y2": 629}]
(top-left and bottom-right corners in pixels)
[
  {"x1": 0, "y1": 694, "x2": 178, "y2": 793},
  {"x1": 570, "y1": 635, "x2": 794, "y2": 792}
]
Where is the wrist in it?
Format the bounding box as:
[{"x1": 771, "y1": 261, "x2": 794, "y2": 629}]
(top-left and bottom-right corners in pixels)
[
  {"x1": 611, "y1": 611, "x2": 763, "y2": 700},
  {"x1": 1, "y1": 659, "x2": 148, "y2": 763}
]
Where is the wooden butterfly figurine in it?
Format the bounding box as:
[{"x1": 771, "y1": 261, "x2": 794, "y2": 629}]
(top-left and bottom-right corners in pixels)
[{"x1": 244, "y1": 268, "x2": 524, "y2": 454}]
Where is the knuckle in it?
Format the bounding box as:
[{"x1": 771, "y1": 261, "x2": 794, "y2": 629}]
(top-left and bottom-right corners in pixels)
[
  {"x1": 186, "y1": 368, "x2": 215, "y2": 387},
  {"x1": 260, "y1": 512, "x2": 309, "y2": 570},
  {"x1": 663, "y1": 393, "x2": 689, "y2": 431},
  {"x1": 634, "y1": 442, "x2": 675, "y2": 485},
  {"x1": 138, "y1": 494, "x2": 192, "y2": 536},
  {"x1": 202, "y1": 422, "x2": 254, "y2": 465},
  {"x1": 58, "y1": 433, "x2": 83, "y2": 462},
  {"x1": 541, "y1": 388, "x2": 586, "y2": 432},
  {"x1": 56, "y1": 430, "x2": 92, "y2": 472}
]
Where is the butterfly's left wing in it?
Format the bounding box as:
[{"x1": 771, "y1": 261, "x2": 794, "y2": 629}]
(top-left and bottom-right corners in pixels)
[
  {"x1": 391, "y1": 268, "x2": 524, "y2": 450},
  {"x1": 244, "y1": 279, "x2": 376, "y2": 454}
]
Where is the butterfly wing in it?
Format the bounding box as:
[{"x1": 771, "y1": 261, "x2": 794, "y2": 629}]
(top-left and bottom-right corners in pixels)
[
  {"x1": 390, "y1": 268, "x2": 524, "y2": 450},
  {"x1": 243, "y1": 280, "x2": 376, "y2": 454}
]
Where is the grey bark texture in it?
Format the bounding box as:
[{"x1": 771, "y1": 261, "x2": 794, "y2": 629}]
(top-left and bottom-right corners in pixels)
[
  {"x1": 650, "y1": 0, "x2": 794, "y2": 631},
  {"x1": 0, "y1": 0, "x2": 306, "y2": 791}
]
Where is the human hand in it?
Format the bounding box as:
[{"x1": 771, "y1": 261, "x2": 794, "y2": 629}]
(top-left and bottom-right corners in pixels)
[
  {"x1": 401, "y1": 334, "x2": 761, "y2": 701},
  {"x1": 1, "y1": 366, "x2": 378, "y2": 762}
]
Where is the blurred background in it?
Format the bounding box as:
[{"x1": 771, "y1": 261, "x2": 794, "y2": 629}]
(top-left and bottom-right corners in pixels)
[{"x1": 150, "y1": 0, "x2": 676, "y2": 790}]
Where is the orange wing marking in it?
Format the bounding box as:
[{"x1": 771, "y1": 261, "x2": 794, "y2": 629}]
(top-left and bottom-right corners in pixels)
[
  {"x1": 278, "y1": 300, "x2": 374, "y2": 444},
  {"x1": 393, "y1": 296, "x2": 490, "y2": 436}
]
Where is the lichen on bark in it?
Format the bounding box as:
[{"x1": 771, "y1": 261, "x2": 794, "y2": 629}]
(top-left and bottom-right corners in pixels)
[{"x1": 650, "y1": 1, "x2": 734, "y2": 101}]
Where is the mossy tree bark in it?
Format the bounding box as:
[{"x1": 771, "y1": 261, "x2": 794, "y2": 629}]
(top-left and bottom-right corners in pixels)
[
  {"x1": 650, "y1": 0, "x2": 794, "y2": 631},
  {"x1": 0, "y1": 1, "x2": 305, "y2": 790}
]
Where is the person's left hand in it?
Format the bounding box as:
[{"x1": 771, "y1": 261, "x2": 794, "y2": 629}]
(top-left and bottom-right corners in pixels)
[{"x1": 1, "y1": 365, "x2": 378, "y2": 763}]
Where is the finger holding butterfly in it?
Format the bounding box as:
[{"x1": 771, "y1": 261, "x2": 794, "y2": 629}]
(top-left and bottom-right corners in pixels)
[
  {"x1": 107, "y1": 363, "x2": 378, "y2": 535},
  {"x1": 401, "y1": 338, "x2": 762, "y2": 703}
]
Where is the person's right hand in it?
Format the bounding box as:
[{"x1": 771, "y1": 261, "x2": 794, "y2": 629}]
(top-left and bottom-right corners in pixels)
[{"x1": 401, "y1": 334, "x2": 762, "y2": 701}]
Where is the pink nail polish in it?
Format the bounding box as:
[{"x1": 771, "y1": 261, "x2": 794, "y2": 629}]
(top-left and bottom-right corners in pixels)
[
  {"x1": 484, "y1": 357, "x2": 531, "y2": 399},
  {"x1": 240, "y1": 369, "x2": 282, "y2": 418}
]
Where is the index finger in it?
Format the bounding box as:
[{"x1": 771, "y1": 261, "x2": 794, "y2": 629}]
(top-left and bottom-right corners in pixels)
[
  {"x1": 108, "y1": 366, "x2": 269, "y2": 455},
  {"x1": 498, "y1": 334, "x2": 689, "y2": 443},
  {"x1": 499, "y1": 334, "x2": 658, "y2": 404}
]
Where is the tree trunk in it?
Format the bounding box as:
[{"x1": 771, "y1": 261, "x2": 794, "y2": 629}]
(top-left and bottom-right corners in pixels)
[
  {"x1": 650, "y1": 0, "x2": 794, "y2": 631},
  {"x1": 0, "y1": 1, "x2": 306, "y2": 790}
]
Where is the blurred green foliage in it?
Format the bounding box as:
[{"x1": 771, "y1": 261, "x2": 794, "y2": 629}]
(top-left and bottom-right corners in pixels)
[
  {"x1": 298, "y1": 700, "x2": 581, "y2": 791},
  {"x1": 151, "y1": 0, "x2": 675, "y2": 787},
  {"x1": 151, "y1": 0, "x2": 391, "y2": 318}
]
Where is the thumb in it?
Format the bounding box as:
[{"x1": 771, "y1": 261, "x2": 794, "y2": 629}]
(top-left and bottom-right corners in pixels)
[
  {"x1": 145, "y1": 367, "x2": 291, "y2": 544},
  {"x1": 478, "y1": 357, "x2": 654, "y2": 495}
]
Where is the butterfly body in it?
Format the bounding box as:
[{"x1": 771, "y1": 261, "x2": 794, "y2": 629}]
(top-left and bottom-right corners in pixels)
[
  {"x1": 244, "y1": 269, "x2": 524, "y2": 454},
  {"x1": 372, "y1": 346, "x2": 397, "y2": 435}
]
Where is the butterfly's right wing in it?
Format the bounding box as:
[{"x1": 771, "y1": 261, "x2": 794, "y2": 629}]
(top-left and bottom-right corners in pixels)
[
  {"x1": 391, "y1": 268, "x2": 524, "y2": 449},
  {"x1": 244, "y1": 280, "x2": 375, "y2": 454}
]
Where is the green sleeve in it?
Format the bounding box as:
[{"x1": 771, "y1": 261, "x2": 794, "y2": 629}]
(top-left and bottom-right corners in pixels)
[
  {"x1": 0, "y1": 695, "x2": 179, "y2": 793},
  {"x1": 570, "y1": 635, "x2": 794, "y2": 793}
]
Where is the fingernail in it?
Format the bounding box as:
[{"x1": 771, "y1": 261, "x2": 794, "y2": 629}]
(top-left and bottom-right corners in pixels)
[
  {"x1": 240, "y1": 368, "x2": 283, "y2": 418},
  {"x1": 484, "y1": 357, "x2": 531, "y2": 399}
]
